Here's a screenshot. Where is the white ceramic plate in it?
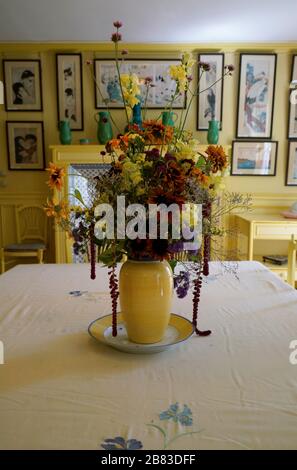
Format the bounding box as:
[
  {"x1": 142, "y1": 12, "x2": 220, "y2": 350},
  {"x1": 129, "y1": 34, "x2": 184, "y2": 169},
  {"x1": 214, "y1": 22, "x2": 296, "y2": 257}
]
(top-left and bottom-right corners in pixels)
[{"x1": 88, "y1": 313, "x2": 194, "y2": 354}]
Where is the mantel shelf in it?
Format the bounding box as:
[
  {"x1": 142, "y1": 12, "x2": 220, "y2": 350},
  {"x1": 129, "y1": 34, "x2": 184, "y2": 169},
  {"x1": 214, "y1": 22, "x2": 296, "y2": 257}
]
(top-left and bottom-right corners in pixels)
[{"x1": 50, "y1": 144, "x2": 231, "y2": 165}]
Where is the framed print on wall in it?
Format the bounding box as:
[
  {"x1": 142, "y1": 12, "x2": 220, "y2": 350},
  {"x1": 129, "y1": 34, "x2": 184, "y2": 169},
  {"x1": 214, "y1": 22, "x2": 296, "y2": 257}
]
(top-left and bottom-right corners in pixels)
[
  {"x1": 286, "y1": 141, "x2": 297, "y2": 186},
  {"x1": 3, "y1": 59, "x2": 43, "y2": 111},
  {"x1": 288, "y1": 55, "x2": 297, "y2": 139},
  {"x1": 197, "y1": 53, "x2": 224, "y2": 130},
  {"x1": 56, "y1": 53, "x2": 84, "y2": 130},
  {"x1": 236, "y1": 54, "x2": 277, "y2": 139},
  {"x1": 231, "y1": 140, "x2": 278, "y2": 176},
  {"x1": 6, "y1": 121, "x2": 45, "y2": 171},
  {"x1": 94, "y1": 58, "x2": 187, "y2": 109}
]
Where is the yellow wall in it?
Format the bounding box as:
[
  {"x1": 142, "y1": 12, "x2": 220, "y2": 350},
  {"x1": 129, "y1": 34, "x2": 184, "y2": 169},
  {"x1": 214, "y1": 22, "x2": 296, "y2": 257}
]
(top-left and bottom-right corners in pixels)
[{"x1": 1, "y1": 42, "x2": 297, "y2": 260}]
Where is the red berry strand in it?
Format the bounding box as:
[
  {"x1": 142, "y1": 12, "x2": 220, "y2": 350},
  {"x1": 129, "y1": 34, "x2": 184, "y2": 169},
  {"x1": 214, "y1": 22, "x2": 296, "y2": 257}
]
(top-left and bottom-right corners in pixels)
[
  {"x1": 90, "y1": 221, "x2": 96, "y2": 280},
  {"x1": 202, "y1": 202, "x2": 211, "y2": 277},
  {"x1": 109, "y1": 265, "x2": 119, "y2": 337},
  {"x1": 192, "y1": 266, "x2": 212, "y2": 337}
]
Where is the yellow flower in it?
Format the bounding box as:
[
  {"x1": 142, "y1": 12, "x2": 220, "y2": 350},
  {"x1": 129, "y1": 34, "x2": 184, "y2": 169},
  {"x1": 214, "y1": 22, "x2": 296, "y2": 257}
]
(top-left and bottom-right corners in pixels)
[
  {"x1": 122, "y1": 160, "x2": 143, "y2": 187},
  {"x1": 174, "y1": 138, "x2": 201, "y2": 163},
  {"x1": 120, "y1": 73, "x2": 140, "y2": 109},
  {"x1": 170, "y1": 54, "x2": 195, "y2": 92},
  {"x1": 169, "y1": 64, "x2": 188, "y2": 91}
]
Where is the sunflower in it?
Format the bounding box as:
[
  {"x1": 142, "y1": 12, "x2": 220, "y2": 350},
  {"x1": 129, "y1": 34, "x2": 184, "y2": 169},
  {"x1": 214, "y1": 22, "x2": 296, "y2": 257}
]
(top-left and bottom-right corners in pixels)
[{"x1": 46, "y1": 163, "x2": 65, "y2": 191}]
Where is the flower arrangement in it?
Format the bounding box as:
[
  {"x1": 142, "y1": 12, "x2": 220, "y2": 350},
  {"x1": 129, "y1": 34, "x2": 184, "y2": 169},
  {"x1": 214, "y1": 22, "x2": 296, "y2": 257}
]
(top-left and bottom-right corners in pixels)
[{"x1": 45, "y1": 21, "x2": 250, "y2": 339}]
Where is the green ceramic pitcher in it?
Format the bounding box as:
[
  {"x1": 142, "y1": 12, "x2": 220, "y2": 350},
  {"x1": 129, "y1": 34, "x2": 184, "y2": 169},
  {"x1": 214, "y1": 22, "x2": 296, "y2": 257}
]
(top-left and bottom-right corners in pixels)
[
  {"x1": 95, "y1": 111, "x2": 113, "y2": 144},
  {"x1": 59, "y1": 120, "x2": 72, "y2": 145},
  {"x1": 207, "y1": 120, "x2": 220, "y2": 145},
  {"x1": 161, "y1": 111, "x2": 178, "y2": 127}
]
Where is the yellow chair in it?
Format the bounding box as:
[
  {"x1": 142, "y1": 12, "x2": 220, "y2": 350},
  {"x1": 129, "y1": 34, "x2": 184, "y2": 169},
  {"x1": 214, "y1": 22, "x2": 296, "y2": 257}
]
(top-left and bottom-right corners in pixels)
[
  {"x1": 287, "y1": 234, "x2": 297, "y2": 288},
  {"x1": 0, "y1": 205, "x2": 47, "y2": 274}
]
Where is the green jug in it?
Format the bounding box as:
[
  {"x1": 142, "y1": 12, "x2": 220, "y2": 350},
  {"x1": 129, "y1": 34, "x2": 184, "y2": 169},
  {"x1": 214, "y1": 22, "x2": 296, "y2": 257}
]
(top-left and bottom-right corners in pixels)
[
  {"x1": 95, "y1": 111, "x2": 113, "y2": 144},
  {"x1": 162, "y1": 111, "x2": 178, "y2": 127},
  {"x1": 59, "y1": 120, "x2": 72, "y2": 145},
  {"x1": 207, "y1": 120, "x2": 220, "y2": 145}
]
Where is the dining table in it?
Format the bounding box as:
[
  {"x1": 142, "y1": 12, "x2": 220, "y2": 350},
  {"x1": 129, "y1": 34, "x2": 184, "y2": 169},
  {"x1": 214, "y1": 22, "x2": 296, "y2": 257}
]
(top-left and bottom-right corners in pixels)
[{"x1": 0, "y1": 261, "x2": 297, "y2": 450}]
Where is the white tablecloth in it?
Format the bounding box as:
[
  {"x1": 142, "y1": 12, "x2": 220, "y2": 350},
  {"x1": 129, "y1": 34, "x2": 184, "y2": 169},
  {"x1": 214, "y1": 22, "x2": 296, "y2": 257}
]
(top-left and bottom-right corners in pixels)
[{"x1": 0, "y1": 261, "x2": 297, "y2": 450}]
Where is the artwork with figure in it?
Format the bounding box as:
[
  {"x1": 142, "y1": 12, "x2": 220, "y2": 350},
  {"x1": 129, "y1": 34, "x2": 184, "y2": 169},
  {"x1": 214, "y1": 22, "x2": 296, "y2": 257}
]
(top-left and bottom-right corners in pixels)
[
  {"x1": 286, "y1": 141, "x2": 297, "y2": 186},
  {"x1": 3, "y1": 60, "x2": 42, "y2": 111},
  {"x1": 6, "y1": 121, "x2": 45, "y2": 170},
  {"x1": 237, "y1": 54, "x2": 276, "y2": 138},
  {"x1": 95, "y1": 59, "x2": 186, "y2": 108},
  {"x1": 56, "y1": 54, "x2": 83, "y2": 130},
  {"x1": 288, "y1": 55, "x2": 297, "y2": 139},
  {"x1": 197, "y1": 54, "x2": 224, "y2": 130},
  {"x1": 231, "y1": 141, "x2": 278, "y2": 176}
]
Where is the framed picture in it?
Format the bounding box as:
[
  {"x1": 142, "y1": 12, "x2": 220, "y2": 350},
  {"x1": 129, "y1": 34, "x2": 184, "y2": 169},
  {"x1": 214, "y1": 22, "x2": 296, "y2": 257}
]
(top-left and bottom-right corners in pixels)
[
  {"x1": 286, "y1": 141, "x2": 297, "y2": 186},
  {"x1": 56, "y1": 54, "x2": 83, "y2": 130},
  {"x1": 231, "y1": 140, "x2": 278, "y2": 176},
  {"x1": 236, "y1": 54, "x2": 277, "y2": 139},
  {"x1": 3, "y1": 60, "x2": 43, "y2": 111},
  {"x1": 197, "y1": 53, "x2": 224, "y2": 130},
  {"x1": 288, "y1": 55, "x2": 297, "y2": 139},
  {"x1": 94, "y1": 58, "x2": 186, "y2": 109},
  {"x1": 6, "y1": 121, "x2": 45, "y2": 171}
]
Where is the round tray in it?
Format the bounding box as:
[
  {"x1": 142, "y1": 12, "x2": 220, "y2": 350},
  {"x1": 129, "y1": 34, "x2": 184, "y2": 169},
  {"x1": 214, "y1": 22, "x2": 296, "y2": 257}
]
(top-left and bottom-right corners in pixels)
[{"x1": 88, "y1": 313, "x2": 194, "y2": 354}]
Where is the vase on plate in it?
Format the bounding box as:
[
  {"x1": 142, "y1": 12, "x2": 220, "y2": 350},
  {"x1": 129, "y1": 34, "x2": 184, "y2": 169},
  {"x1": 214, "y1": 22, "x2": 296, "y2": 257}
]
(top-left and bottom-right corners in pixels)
[
  {"x1": 207, "y1": 119, "x2": 220, "y2": 144},
  {"x1": 119, "y1": 259, "x2": 173, "y2": 344},
  {"x1": 95, "y1": 111, "x2": 113, "y2": 144},
  {"x1": 59, "y1": 120, "x2": 72, "y2": 145}
]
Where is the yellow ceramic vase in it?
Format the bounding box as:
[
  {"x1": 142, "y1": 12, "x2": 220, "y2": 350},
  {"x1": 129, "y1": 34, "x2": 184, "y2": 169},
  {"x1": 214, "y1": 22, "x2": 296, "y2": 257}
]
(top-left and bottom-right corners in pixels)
[{"x1": 119, "y1": 260, "x2": 173, "y2": 344}]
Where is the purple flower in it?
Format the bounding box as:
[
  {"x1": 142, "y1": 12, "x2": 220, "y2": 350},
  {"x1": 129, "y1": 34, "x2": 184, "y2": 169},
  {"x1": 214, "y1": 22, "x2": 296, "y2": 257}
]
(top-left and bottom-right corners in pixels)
[
  {"x1": 174, "y1": 270, "x2": 190, "y2": 299},
  {"x1": 111, "y1": 32, "x2": 122, "y2": 43},
  {"x1": 145, "y1": 148, "x2": 160, "y2": 161},
  {"x1": 113, "y1": 21, "x2": 123, "y2": 28}
]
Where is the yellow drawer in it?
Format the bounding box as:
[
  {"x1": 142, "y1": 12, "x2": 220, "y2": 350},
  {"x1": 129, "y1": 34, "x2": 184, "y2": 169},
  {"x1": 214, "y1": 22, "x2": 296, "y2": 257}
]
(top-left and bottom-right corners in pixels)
[{"x1": 254, "y1": 223, "x2": 297, "y2": 239}]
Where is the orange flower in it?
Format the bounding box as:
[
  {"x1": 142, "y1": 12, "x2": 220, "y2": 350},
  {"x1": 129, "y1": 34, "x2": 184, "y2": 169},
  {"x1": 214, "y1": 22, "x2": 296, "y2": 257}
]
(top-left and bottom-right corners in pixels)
[
  {"x1": 44, "y1": 199, "x2": 69, "y2": 221},
  {"x1": 107, "y1": 138, "x2": 121, "y2": 150},
  {"x1": 142, "y1": 120, "x2": 173, "y2": 144},
  {"x1": 46, "y1": 163, "x2": 65, "y2": 191},
  {"x1": 44, "y1": 199, "x2": 56, "y2": 217},
  {"x1": 205, "y1": 145, "x2": 228, "y2": 173},
  {"x1": 192, "y1": 168, "x2": 209, "y2": 186}
]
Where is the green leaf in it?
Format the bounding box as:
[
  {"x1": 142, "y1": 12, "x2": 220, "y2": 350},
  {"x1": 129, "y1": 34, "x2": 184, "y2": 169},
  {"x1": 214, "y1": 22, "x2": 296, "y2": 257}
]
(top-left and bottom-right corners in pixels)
[
  {"x1": 73, "y1": 189, "x2": 85, "y2": 205},
  {"x1": 168, "y1": 259, "x2": 177, "y2": 273}
]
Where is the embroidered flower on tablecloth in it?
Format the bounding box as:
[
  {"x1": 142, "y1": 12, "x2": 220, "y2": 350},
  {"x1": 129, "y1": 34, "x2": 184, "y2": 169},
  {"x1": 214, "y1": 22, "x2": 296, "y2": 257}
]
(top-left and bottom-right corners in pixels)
[
  {"x1": 69, "y1": 290, "x2": 87, "y2": 297},
  {"x1": 101, "y1": 436, "x2": 143, "y2": 450},
  {"x1": 159, "y1": 403, "x2": 193, "y2": 426}
]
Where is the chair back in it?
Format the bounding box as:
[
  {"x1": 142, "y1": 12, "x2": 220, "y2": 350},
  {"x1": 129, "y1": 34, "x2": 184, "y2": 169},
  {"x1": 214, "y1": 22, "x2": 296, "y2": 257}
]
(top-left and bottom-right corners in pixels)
[
  {"x1": 15, "y1": 205, "x2": 47, "y2": 244},
  {"x1": 287, "y1": 234, "x2": 297, "y2": 287}
]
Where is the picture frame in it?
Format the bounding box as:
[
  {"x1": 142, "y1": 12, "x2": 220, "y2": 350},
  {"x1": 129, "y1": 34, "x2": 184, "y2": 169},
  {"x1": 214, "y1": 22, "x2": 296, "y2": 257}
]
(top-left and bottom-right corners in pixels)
[
  {"x1": 197, "y1": 53, "x2": 224, "y2": 130},
  {"x1": 286, "y1": 140, "x2": 297, "y2": 186},
  {"x1": 3, "y1": 59, "x2": 43, "y2": 111},
  {"x1": 6, "y1": 121, "x2": 45, "y2": 171},
  {"x1": 231, "y1": 140, "x2": 278, "y2": 176},
  {"x1": 236, "y1": 54, "x2": 277, "y2": 139},
  {"x1": 56, "y1": 53, "x2": 84, "y2": 130},
  {"x1": 288, "y1": 55, "x2": 297, "y2": 139},
  {"x1": 94, "y1": 58, "x2": 187, "y2": 109}
]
